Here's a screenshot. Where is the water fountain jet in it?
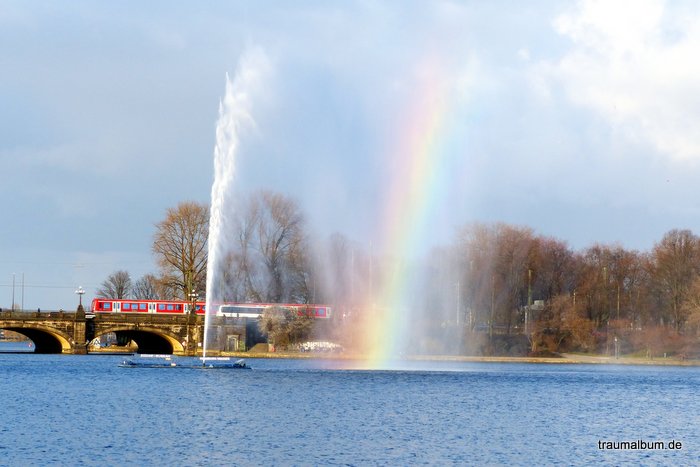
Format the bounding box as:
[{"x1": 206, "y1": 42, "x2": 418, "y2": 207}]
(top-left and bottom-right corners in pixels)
[{"x1": 204, "y1": 48, "x2": 270, "y2": 358}]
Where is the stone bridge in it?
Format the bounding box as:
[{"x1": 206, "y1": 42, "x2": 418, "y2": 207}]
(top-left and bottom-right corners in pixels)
[{"x1": 0, "y1": 311, "x2": 250, "y2": 355}]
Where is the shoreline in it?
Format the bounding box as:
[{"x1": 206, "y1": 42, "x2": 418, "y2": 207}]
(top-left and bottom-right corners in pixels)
[
  {"x1": 76, "y1": 346, "x2": 700, "y2": 367},
  {"x1": 213, "y1": 350, "x2": 700, "y2": 367}
]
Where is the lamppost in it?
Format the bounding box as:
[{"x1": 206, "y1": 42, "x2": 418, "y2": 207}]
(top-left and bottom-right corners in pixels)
[
  {"x1": 188, "y1": 289, "x2": 199, "y2": 315},
  {"x1": 187, "y1": 289, "x2": 198, "y2": 355},
  {"x1": 490, "y1": 274, "x2": 495, "y2": 339},
  {"x1": 75, "y1": 286, "x2": 85, "y2": 311},
  {"x1": 526, "y1": 268, "x2": 532, "y2": 335},
  {"x1": 602, "y1": 265, "x2": 608, "y2": 322}
]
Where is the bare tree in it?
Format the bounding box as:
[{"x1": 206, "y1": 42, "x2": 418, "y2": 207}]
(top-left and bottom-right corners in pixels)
[
  {"x1": 318, "y1": 232, "x2": 361, "y2": 306},
  {"x1": 650, "y1": 229, "x2": 700, "y2": 331},
  {"x1": 531, "y1": 236, "x2": 576, "y2": 300},
  {"x1": 152, "y1": 201, "x2": 209, "y2": 301},
  {"x1": 457, "y1": 223, "x2": 538, "y2": 334},
  {"x1": 493, "y1": 224, "x2": 537, "y2": 334},
  {"x1": 458, "y1": 223, "x2": 497, "y2": 332},
  {"x1": 97, "y1": 270, "x2": 132, "y2": 299},
  {"x1": 132, "y1": 274, "x2": 162, "y2": 300},
  {"x1": 231, "y1": 191, "x2": 309, "y2": 303},
  {"x1": 235, "y1": 194, "x2": 263, "y2": 302},
  {"x1": 681, "y1": 277, "x2": 700, "y2": 336},
  {"x1": 257, "y1": 191, "x2": 307, "y2": 302}
]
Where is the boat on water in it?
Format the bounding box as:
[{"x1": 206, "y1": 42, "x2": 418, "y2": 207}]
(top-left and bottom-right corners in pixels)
[{"x1": 119, "y1": 354, "x2": 251, "y2": 369}]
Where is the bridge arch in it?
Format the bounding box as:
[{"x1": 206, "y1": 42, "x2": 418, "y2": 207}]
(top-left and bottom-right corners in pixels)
[
  {"x1": 0, "y1": 325, "x2": 73, "y2": 353},
  {"x1": 97, "y1": 327, "x2": 185, "y2": 355}
]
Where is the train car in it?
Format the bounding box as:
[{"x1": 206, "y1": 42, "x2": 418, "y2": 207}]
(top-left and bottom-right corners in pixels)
[
  {"x1": 217, "y1": 303, "x2": 268, "y2": 318},
  {"x1": 192, "y1": 303, "x2": 206, "y2": 315},
  {"x1": 91, "y1": 298, "x2": 193, "y2": 314},
  {"x1": 282, "y1": 304, "x2": 332, "y2": 318},
  {"x1": 296, "y1": 305, "x2": 332, "y2": 319},
  {"x1": 91, "y1": 298, "x2": 329, "y2": 318},
  {"x1": 216, "y1": 303, "x2": 332, "y2": 319}
]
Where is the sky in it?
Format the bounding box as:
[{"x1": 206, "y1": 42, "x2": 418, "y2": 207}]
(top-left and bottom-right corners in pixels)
[{"x1": 2, "y1": 0, "x2": 700, "y2": 310}]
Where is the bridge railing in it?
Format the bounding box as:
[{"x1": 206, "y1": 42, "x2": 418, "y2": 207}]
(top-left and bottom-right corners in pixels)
[{"x1": 0, "y1": 310, "x2": 79, "y2": 320}]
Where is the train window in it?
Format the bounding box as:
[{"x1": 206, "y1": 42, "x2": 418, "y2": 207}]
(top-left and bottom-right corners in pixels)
[
  {"x1": 123, "y1": 303, "x2": 131, "y2": 310},
  {"x1": 102, "y1": 302, "x2": 111, "y2": 311},
  {"x1": 158, "y1": 304, "x2": 165, "y2": 311},
  {"x1": 176, "y1": 305, "x2": 182, "y2": 311},
  {"x1": 167, "y1": 304, "x2": 174, "y2": 311},
  {"x1": 139, "y1": 303, "x2": 147, "y2": 310}
]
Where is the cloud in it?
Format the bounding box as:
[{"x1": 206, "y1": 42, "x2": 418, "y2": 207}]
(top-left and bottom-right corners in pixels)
[{"x1": 543, "y1": 0, "x2": 700, "y2": 161}]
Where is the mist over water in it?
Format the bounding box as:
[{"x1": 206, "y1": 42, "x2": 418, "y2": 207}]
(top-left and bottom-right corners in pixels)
[
  {"x1": 368, "y1": 255, "x2": 462, "y2": 361},
  {"x1": 204, "y1": 49, "x2": 270, "y2": 356},
  {"x1": 329, "y1": 71, "x2": 462, "y2": 365},
  {"x1": 202, "y1": 49, "x2": 460, "y2": 363}
]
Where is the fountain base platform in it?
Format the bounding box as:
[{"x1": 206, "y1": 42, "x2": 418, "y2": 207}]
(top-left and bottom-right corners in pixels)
[{"x1": 119, "y1": 354, "x2": 251, "y2": 369}]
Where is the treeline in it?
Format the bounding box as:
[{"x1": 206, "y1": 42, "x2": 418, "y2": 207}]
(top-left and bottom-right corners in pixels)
[
  {"x1": 98, "y1": 191, "x2": 700, "y2": 357},
  {"x1": 318, "y1": 223, "x2": 700, "y2": 357},
  {"x1": 434, "y1": 224, "x2": 700, "y2": 356}
]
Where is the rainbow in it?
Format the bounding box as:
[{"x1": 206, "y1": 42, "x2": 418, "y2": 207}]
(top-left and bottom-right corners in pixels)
[{"x1": 359, "y1": 66, "x2": 458, "y2": 368}]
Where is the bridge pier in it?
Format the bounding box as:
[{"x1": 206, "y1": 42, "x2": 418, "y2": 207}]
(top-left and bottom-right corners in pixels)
[{"x1": 72, "y1": 309, "x2": 88, "y2": 355}]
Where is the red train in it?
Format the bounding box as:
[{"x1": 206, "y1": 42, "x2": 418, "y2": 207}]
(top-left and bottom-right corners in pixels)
[{"x1": 91, "y1": 298, "x2": 332, "y2": 319}]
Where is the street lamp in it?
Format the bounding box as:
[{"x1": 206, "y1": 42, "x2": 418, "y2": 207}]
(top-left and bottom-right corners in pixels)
[
  {"x1": 186, "y1": 288, "x2": 199, "y2": 356},
  {"x1": 75, "y1": 286, "x2": 85, "y2": 311},
  {"x1": 188, "y1": 289, "x2": 199, "y2": 314}
]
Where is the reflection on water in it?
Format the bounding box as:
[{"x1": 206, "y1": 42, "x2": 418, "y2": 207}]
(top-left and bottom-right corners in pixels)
[{"x1": 0, "y1": 354, "x2": 698, "y2": 465}]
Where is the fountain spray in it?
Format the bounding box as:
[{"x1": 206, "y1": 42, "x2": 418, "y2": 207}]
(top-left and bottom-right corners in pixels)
[{"x1": 204, "y1": 48, "x2": 270, "y2": 358}]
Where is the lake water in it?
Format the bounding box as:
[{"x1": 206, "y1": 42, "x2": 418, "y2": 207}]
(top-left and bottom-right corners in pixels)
[{"x1": 0, "y1": 345, "x2": 698, "y2": 466}]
